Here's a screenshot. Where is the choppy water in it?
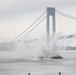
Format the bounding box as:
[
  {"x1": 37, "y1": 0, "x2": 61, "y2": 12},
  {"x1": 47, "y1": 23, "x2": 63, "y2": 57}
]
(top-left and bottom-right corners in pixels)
[{"x1": 0, "y1": 58, "x2": 76, "y2": 75}]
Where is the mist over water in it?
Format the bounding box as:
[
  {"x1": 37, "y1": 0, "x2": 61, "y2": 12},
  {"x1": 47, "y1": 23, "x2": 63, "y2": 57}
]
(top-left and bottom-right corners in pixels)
[
  {"x1": 15, "y1": 33, "x2": 63, "y2": 59},
  {"x1": 0, "y1": 33, "x2": 76, "y2": 60}
]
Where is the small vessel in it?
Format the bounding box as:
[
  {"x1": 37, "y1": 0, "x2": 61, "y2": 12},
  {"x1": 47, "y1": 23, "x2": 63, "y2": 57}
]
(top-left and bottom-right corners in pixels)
[{"x1": 50, "y1": 54, "x2": 63, "y2": 59}]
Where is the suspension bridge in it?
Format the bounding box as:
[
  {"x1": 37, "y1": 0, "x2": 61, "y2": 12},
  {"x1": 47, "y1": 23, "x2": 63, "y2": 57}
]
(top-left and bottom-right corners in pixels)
[{"x1": 13, "y1": 7, "x2": 76, "y2": 41}]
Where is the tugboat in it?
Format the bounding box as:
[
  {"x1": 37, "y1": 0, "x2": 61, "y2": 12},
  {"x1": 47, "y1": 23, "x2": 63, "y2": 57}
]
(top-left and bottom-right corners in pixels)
[{"x1": 50, "y1": 54, "x2": 63, "y2": 59}]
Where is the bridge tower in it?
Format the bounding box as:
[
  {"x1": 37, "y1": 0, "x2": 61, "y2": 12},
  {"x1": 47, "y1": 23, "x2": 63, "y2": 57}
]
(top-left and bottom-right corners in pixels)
[{"x1": 46, "y1": 7, "x2": 56, "y2": 37}]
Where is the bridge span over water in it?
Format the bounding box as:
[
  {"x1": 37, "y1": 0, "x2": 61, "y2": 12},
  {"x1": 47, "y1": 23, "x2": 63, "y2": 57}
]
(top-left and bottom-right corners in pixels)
[{"x1": 13, "y1": 7, "x2": 76, "y2": 41}]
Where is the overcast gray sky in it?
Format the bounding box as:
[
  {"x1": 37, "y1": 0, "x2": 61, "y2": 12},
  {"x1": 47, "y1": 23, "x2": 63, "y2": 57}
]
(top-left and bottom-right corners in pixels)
[{"x1": 0, "y1": 0, "x2": 76, "y2": 40}]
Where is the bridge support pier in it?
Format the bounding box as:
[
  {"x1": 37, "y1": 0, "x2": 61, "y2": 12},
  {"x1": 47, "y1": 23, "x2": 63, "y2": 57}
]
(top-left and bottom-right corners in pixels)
[{"x1": 46, "y1": 7, "x2": 56, "y2": 50}]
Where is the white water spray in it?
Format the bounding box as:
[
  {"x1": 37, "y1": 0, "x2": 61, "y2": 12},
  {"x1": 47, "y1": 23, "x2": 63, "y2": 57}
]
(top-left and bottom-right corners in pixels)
[{"x1": 0, "y1": 33, "x2": 65, "y2": 60}]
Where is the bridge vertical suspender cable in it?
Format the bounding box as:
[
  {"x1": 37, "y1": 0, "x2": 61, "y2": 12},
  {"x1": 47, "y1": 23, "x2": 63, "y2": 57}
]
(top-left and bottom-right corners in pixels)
[
  {"x1": 13, "y1": 10, "x2": 46, "y2": 41},
  {"x1": 56, "y1": 9, "x2": 76, "y2": 35},
  {"x1": 56, "y1": 10, "x2": 76, "y2": 20}
]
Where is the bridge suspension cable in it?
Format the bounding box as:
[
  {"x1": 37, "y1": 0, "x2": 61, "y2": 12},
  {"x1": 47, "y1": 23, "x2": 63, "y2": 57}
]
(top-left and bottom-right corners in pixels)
[
  {"x1": 56, "y1": 10, "x2": 76, "y2": 20},
  {"x1": 19, "y1": 16, "x2": 46, "y2": 40},
  {"x1": 13, "y1": 10, "x2": 46, "y2": 41}
]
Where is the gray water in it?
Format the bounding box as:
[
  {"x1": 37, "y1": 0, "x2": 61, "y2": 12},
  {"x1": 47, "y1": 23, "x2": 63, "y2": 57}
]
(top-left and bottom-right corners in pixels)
[{"x1": 0, "y1": 58, "x2": 76, "y2": 75}]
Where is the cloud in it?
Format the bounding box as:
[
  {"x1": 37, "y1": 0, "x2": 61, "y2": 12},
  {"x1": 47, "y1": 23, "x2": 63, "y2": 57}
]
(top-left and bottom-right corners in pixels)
[
  {"x1": 0, "y1": 0, "x2": 76, "y2": 24},
  {"x1": 0, "y1": 0, "x2": 76, "y2": 21},
  {"x1": 0, "y1": 0, "x2": 76, "y2": 16}
]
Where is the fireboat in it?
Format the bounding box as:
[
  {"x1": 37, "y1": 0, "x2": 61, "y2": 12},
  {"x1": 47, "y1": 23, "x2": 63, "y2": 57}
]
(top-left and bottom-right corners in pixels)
[{"x1": 50, "y1": 54, "x2": 63, "y2": 59}]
